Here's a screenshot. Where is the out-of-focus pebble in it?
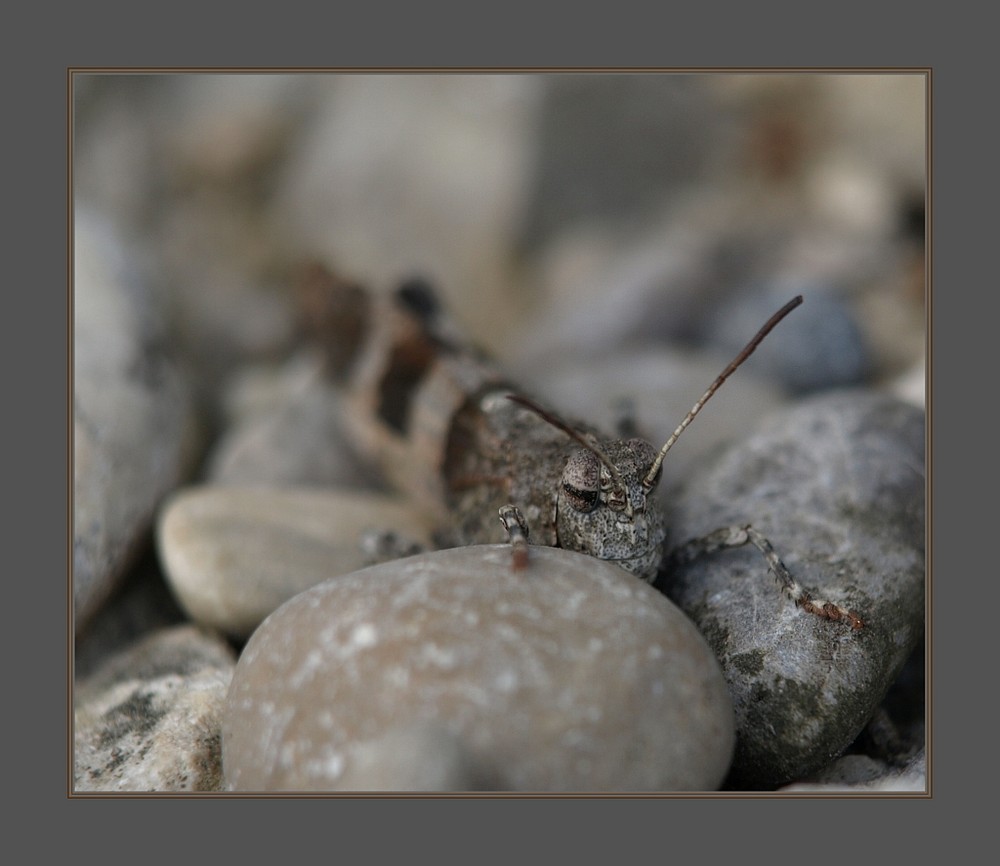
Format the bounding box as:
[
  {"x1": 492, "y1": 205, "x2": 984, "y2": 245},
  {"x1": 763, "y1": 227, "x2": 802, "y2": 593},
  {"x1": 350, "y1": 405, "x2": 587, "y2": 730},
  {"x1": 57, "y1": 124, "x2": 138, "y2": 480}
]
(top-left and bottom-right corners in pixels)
[
  {"x1": 74, "y1": 205, "x2": 199, "y2": 633},
  {"x1": 157, "y1": 486, "x2": 436, "y2": 639},
  {"x1": 74, "y1": 625, "x2": 236, "y2": 792}
]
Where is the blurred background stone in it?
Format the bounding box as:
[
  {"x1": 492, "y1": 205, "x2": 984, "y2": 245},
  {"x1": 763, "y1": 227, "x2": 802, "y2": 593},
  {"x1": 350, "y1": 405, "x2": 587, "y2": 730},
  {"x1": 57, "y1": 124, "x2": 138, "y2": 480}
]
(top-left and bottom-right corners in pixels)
[{"x1": 73, "y1": 204, "x2": 200, "y2": 634}]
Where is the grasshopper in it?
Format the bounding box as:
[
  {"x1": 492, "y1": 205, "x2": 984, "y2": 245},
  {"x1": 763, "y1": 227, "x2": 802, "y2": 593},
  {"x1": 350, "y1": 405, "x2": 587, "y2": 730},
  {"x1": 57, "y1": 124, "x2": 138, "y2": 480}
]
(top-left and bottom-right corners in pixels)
[{"x1": 299, "y1": 263, "x2": 863, "y2": 630}]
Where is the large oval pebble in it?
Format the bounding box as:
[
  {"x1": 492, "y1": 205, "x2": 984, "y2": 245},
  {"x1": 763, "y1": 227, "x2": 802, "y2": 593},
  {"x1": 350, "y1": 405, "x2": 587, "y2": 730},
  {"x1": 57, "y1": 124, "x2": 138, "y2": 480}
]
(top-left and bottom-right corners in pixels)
[
  {"x1": 658, "y1": 390, "x2": 925, "y2": 788},
  {"x1": 222, "y1": 545, "x2": 735, "y2": 792},
  {"x1": 157, "y1": 486, "x2": 436, "y2": 639}
]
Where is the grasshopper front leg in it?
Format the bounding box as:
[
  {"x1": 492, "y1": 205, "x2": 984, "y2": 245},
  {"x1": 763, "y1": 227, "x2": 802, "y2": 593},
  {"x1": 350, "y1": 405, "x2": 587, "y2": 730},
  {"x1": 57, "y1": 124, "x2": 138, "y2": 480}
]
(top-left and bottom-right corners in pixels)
[{"x1": 498, "y1": 505, "x2": 531, "y2": 571}]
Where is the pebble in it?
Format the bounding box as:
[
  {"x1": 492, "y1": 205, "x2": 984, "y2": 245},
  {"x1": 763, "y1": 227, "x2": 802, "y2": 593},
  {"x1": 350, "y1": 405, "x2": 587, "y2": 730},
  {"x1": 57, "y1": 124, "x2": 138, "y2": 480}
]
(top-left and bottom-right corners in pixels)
[
  {"x1": 74, "y1": 552, "x2": 188, "y2": 681},
  {"x1": 509, "y1": 194, "x2": 740, "y2": 363},
  {"x1": 779, "y1": 749, "x2": 926, "y2": 793},
  {"x1": 222, "y1": 545, "x2": 735, "y2": 792},
  {"x1": 206, "y1": 355, "x2": 386, "y2": 490},
  {"x1": 73, "y1": 77, "x2": 168, "y2": 226},
  {"x1": 74, "y1": 625, "x2": 236, "y2": 792},
  {"x1": 889, "y1": 355, "x2": 926, "y2": 409},
  {"x1": 74, "y1": 205, "x2": 199, "y2": 633},
  {"x1": 520, "y1": 75, "x2": 730, "y2": 248},
  {"x1": 157, "y1": 486, "x2": 437, "y2": 639},
  {"x1": 658, "y1": 390, "x2": 925, "y2": 789}
]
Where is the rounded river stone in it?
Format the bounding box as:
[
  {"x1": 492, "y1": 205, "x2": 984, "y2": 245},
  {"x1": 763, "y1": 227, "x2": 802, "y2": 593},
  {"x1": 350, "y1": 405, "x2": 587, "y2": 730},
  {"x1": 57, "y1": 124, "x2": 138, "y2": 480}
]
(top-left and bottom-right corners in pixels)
[
  {"x1": 223, "y1": 545, "x2": 735, "y2": 792},
  {"x1": 658, "y1": 389, "x2": 925, "y2": 788},
  {"x1": 157, "y1": 486, "x2": 436, "y2": 639}
]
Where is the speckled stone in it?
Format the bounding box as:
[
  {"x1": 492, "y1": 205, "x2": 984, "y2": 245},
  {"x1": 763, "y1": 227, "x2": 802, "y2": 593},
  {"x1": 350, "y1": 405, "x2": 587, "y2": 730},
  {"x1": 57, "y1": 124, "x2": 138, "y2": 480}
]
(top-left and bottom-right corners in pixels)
[
  {"x1": 659, "y1": 390, "x2": 925, "y2": 789},
  {"x1": 157, "y1": 486, "x2": 436, "y2": 639},
  {"x1": 74, "y1": 625, "x2": 236, "y2": 792},
  {"x1": 222, "y1": 545, "x2": 735, "y2": 792}
]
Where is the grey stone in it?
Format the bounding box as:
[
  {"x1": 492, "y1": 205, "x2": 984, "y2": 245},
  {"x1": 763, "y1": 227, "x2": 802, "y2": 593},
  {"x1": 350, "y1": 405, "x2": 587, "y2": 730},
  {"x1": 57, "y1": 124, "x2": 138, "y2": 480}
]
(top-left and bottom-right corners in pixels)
[
  {"x1": 518, "y1": 75, "x2": 735, "y2": 250},
  {"x1": 73, "y1": 77, "x2": 171, "y2": 226},
  {"x1": 74, "y1": 205, "x2": 199, "y2": 633},
  {"x1": 222, "y1": 545, "x2": 735, "y2": 792},
  {"x1": 157, "y1": 486, "x2": 437, "y2": 639},
  {"x1": 780, "y1": 748, "x2": 926, "y2": 793},
  {"x1": 206, "y1": 355, "x2": 386, "y2": 490},
  {"x1": 74, "y1": 625, "x2": 236, "y2": 792},
  {"x1": 74, "y1": 553, "x2": 187, "y2": 682},
  {"x1": 658, "y1": 390, "x2": 925, "y2": 789},
  {"x1": 801, "y1": 754, "x2": 891, "y2": 786},
  {"x1": 215, "y1": 351, "x2": 320, "y2": 427},
  {"x1": 508, "y1": 195, "x2": 740, "y2": 364},
  {"x1": 703, "y1": 285, "x2": 873, "y2": 394}
]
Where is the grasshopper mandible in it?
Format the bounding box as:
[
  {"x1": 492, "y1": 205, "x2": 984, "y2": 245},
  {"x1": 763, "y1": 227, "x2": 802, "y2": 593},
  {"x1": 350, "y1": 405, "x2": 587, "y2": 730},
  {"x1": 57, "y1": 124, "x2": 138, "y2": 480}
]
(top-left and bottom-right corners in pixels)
[{"x1": 300, "y1": 264, "x2": 863, "y2": 630}]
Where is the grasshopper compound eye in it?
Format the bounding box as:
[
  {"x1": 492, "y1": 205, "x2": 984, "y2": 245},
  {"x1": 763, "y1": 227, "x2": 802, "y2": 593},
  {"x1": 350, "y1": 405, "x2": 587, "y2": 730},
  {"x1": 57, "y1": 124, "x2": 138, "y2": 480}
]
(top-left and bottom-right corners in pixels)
[{"x1": 561, "y1": 449, "x2": 601, "y2": 513}]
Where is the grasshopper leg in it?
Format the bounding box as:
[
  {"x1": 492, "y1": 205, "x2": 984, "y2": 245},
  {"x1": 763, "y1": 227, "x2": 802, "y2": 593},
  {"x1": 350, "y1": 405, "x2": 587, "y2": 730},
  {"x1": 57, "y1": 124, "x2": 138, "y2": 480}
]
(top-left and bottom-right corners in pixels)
[
  {"x1": 498, "y1": 505, "x2": 531, "y2": 571},
  {"x1": 667, "y1": 525, "x2": 864, "y2": 629}
]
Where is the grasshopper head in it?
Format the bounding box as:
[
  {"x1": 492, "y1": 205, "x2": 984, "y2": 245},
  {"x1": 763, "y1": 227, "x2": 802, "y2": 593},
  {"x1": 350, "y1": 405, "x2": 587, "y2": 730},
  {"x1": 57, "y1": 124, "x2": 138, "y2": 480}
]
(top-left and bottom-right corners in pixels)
[
  {"x1": 556, "y1": 437, "x2": 666, "y2": 582},
  {"x1": 505, "y1": 294, "x2": 803, "y2": 582}
]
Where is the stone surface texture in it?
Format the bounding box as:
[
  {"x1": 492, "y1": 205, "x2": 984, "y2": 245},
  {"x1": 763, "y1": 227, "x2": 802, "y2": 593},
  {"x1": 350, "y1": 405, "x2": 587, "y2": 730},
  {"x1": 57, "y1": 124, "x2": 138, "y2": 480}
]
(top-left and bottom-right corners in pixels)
[
  {"x1": 158, "y1": 486, "x2": 436, "y2": 639},
  {"x1": 74, "y1": 625, "x2": 236, "y2": 792},
  {"x1": 223, "y1": 546, "x2": 736, "y2": 792},
  {"x1": 660, "y1": 390, "x2": 925, "y2": 788}
]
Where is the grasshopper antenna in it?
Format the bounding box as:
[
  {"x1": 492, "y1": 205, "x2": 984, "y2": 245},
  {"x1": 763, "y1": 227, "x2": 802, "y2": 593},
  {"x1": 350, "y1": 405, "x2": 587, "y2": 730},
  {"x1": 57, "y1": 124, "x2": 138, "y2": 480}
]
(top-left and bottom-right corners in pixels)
[
  {"x1": 506, "y1": 394, "x2": 627, "y2": 493},
  {"x1": 642, "y1": 295, "x2": 804, "y2": 491}
]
